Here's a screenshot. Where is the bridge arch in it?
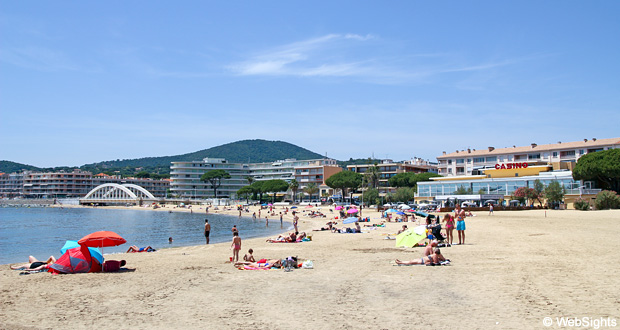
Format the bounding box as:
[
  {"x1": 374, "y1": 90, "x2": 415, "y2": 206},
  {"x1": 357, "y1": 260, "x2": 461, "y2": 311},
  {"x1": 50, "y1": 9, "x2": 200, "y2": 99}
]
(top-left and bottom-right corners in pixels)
[{"x1": 81, "y1": 183, "x2": 157, "y2": 204}]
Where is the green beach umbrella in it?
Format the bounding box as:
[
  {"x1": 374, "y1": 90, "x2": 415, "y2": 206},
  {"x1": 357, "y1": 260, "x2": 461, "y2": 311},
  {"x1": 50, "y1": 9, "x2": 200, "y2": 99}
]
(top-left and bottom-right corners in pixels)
[{"x1": 395, "y1": 226, "x2": 427, "y2": 248}]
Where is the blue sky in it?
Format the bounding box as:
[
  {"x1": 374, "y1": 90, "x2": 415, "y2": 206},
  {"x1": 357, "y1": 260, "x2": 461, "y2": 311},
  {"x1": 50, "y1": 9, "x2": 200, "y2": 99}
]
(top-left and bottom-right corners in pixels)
[{"x1": 1, "y1": 1, "x2": 619, "y2": 168}]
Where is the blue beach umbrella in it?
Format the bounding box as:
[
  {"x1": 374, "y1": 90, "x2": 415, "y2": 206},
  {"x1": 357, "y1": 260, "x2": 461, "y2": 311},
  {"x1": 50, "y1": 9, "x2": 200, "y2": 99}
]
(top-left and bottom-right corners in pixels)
[
  {"x1": 60, "y1": 240, "x2": 104, "y2": 265},
  {"x1": 396, "y1": 212, "x2": 406, "y2": 215},
  {"x1": 343, "y1": 217, "x2": 359, "y2": 224},
  {"x1": 290, "y1": 206, "x2": 298, "y2": 209}
]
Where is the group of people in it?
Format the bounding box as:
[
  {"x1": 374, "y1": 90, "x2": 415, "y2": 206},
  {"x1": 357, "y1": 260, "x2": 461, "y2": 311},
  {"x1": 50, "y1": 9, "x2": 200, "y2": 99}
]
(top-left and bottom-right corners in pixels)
[{"x1": 266, "y1": 231, "x2": 307, "y2": 243}]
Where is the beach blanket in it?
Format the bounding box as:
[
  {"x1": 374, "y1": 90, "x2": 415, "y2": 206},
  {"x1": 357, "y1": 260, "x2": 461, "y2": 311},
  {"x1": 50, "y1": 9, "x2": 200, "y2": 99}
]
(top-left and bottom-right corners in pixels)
[{"x1": 239, "y1": 265, "x2": 275, "y2": 270}]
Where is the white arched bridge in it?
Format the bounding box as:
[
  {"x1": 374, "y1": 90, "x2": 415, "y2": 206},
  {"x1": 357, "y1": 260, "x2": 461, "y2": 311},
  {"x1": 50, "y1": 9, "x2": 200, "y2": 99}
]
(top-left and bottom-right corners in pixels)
[{"x1": 80, "y1": 183, "x2": 159, "y2": 205}]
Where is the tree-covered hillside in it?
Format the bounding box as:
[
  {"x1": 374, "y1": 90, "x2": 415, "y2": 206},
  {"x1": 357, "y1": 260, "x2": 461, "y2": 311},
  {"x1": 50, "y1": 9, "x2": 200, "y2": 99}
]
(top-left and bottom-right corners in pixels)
[
  {"x1": 0, "y1": 160, "x2": 41, "y2": 173},
  {"x1": 2, "y1": 140, "x2": 325, "y2": 177}
]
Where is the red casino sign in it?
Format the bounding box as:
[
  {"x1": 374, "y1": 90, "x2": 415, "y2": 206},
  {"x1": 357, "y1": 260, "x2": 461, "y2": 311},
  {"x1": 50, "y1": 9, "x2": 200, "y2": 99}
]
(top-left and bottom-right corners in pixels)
[{"x1": 494, "y1": 162, "x2": 529, "y2": 170}]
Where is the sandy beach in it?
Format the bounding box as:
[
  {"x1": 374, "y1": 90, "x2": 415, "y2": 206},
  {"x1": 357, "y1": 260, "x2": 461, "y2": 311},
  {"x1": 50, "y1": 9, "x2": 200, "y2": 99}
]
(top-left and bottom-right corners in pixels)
[{"x1": 1, "y1": 205, "x2": 619, "y2": 330}]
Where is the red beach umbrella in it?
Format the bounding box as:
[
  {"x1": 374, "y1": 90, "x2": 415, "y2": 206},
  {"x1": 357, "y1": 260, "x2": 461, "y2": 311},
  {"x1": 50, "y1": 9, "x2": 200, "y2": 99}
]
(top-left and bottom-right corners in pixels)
[{"x1": 79, "y1": 231, "x2": 127, "y2": 248}]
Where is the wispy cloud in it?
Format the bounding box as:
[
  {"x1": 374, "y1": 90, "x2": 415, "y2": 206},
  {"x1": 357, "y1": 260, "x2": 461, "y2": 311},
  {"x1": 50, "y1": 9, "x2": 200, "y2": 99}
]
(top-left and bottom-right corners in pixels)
[
  {"x1": 227, "y1": 34, "x2": 536, "y2": 85},
  {"x1": 0, "y1": 46, "x2": 82, "y2": 72},
  {"x1": 228, "y1": 34, "x2": 380, "y2": 78}
]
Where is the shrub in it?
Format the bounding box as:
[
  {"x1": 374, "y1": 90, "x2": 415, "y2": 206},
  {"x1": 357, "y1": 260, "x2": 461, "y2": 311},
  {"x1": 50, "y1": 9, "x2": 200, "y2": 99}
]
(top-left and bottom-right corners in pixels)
[
  {"x1": 573, "y1": 198, "x2": 590, "y2": 211},
  {"x1": 593, "y1": 190, "x2": 620, "y2": 210}
]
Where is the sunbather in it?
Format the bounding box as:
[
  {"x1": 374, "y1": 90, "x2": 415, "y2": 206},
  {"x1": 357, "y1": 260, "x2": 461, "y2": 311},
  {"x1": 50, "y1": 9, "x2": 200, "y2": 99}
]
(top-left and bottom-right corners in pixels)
[
  {"x1": 396, "y1": 248, "x2": 446, "y2": 265},
  {"x1": 234, "y1": 259, "x2": 282, "y2": 268},
  {"x1": 126, "y1": 246, "x2": 156, "y2": 253},
  {"x1": 10, "y1": 255, "x2": 56, "y2": 270}
]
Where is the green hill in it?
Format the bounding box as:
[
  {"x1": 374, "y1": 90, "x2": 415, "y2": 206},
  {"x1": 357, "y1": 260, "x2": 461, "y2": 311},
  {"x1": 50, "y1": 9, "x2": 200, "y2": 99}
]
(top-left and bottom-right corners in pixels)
[
  {"x1": 0, "y1": 160, "x2": 42, "y2": 173},
  {"x1": 80, "y1": 139, "x2": 324, "y2": 175},
  {"x1": 2, "y1": 140, "x2": 326, "y2": 176}
]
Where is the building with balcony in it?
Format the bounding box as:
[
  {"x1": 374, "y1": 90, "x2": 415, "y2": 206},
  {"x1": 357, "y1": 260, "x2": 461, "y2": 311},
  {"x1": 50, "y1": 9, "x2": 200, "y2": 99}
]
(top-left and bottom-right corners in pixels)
[
  {"x1": 347, "y1": 158, "x2": 438, "y2": 193},
  {"x1": 23, "y1": 170, "x2": 93, "y2": 198},
  {"x1": 418, "y1": 137, "x2": 619, "y2": 208},
  {"x1": 0, "y1": 172, "x2": 25, "y2": 198},
  {"x1": 436, "y1": 137, "x2": 620, "y2": 177},
  {"x1": 170, "y1": 158, "x2": 340, "y2": 199}
]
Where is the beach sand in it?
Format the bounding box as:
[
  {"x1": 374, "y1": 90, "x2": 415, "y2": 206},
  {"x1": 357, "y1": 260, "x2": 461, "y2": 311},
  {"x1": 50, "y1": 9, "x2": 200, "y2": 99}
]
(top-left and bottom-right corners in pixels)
[{"x1": 1, "y1": 206, "x2": 619, "y2": 329}]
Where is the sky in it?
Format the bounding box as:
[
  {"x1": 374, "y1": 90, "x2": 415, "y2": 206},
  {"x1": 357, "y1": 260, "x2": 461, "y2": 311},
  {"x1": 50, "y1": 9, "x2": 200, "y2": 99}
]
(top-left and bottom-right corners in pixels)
[{"x1": 1, "y1": 1, "x2": 619, "y2": 168}]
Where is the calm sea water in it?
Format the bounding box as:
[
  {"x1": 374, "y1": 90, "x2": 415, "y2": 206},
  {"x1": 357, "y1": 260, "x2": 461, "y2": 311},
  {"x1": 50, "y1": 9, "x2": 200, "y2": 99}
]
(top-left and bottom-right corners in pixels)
[{"x1": 0, "y1": 207, "x2": 291, "y2": 265}]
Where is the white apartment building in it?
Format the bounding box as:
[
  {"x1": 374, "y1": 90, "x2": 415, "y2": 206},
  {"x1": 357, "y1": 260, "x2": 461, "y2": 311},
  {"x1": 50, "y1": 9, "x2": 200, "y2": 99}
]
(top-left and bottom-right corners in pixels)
[
  {"x1": 169, "y1": 158, "x2": 339, "y2": 199},
  {"x1": 437, "y1": 137, "x2": 620, "y2": 177}
]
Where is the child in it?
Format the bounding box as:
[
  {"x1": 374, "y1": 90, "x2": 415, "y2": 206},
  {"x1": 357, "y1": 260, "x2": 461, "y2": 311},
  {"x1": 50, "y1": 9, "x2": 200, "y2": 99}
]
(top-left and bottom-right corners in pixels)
[
  {"x1": 231, "y1": 232, "x2": 241, "y2": 262},
  {"x1": 443, "y1": 214, "x2": 455, "y2": 245},
  {"x1": 244, "y1": 249, "x2": 256, "y2": 262}
]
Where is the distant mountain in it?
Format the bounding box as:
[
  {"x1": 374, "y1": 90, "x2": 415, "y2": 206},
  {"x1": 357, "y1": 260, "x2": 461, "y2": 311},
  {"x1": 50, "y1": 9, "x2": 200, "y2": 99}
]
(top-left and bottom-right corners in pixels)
[
  {"x1": 1, "y1": 140, "x2": 327, "y2": 175},
  {"x1": 0, "y1": 160, "x2": 41, "y2": 173},
  {"x1": 79, "y1": 139, "x2": 325, "y2": 175}
]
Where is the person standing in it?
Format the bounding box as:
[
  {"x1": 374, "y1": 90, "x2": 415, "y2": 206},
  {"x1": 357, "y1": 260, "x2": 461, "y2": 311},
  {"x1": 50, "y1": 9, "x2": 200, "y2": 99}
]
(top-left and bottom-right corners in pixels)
[
  {"x1": 265, "y1": 216, "x2": 269, "y2": 227},
  {"x1": 204, "y1": 219, "x2": 211, "y2": 244},
  {"x1": 489, "y1": 204, "x2": 494, "y2": 215},
  {"x1": 279, "y1": 212, "x2": 283, "y2": 227},
  {"x1": 232, "y1": 225, "x2": 238, "y2": 235},
  {"x1": 293, "y1": 215, "x2": 299, "y2": 233},
  {"x1": 231, "y1": 232, "x2": 241, "y2": 262},
  {"x1": 455, "y1": 205, "x2": 466, "y2": 244}
]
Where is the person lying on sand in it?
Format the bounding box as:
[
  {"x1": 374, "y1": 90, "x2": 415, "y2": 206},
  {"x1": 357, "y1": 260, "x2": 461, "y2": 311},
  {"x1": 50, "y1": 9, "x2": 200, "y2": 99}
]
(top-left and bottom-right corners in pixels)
[
  {"x1": 11, "y1": 255, "x2": 56, "y2": 270},
  {"x1": 126, "y1": 246, "x2": 156, "y2": 253},
  {"x1": 234, "y1": 259, "x2": 282, "y2": 268},
  {"x1": 395, "y1": 248, "x2": 446, "y2": 265}
]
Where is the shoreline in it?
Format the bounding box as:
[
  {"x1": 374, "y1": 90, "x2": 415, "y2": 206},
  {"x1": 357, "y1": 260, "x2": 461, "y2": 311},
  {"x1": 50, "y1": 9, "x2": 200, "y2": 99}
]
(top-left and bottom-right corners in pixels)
[{"x1": 2, "y1": 208, "x2": 619, "y2": 329}]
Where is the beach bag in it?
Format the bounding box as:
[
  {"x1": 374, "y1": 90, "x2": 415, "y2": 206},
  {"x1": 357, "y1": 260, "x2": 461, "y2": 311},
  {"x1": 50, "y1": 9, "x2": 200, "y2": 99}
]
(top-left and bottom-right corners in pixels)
[{"x1": 302, "y1": 260, "x2": 314, "y2": 269}]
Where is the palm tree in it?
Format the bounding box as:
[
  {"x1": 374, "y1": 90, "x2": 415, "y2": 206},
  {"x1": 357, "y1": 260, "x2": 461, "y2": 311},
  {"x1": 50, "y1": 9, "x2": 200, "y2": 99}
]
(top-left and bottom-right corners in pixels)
[
  {"x1": 289, "y1": 179, "x2": 299, "y2": 203},
  {"x1": 365, "y1": 164, "x2": 381, "y2": 189},
  {"x1": 245, "y1": 176, "x2": 255, "y2": 185},
  {"x1": 303, "y1": 183, "x2": 319, "y2": 202}
]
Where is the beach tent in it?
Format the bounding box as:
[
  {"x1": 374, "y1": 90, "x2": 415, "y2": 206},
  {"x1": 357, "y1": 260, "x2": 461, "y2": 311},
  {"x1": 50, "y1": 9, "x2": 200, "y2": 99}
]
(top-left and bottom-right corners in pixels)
[
  {"x1": 49, "y1": 246, "x2": 102, "y2": 274},
  {"x1": 60, "y1": 240, "x2": 104, "y2": 265},
  {"x1": 395, "y1": 226, "x2": 427, "y2": 248}
]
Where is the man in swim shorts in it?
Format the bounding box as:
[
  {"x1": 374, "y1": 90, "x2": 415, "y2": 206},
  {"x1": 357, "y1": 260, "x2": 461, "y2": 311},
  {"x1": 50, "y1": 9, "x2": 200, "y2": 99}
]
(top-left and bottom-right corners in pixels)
[{"x1": 204, "y1": 219, "x2": 211, "y2": 244}]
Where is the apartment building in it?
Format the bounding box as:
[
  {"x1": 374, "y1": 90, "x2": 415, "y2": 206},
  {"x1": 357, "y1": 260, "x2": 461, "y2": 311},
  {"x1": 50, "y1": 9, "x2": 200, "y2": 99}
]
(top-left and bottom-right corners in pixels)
[
  {"x1": 347, "y1": 158, "x2": 438, "y2": 193},
  {"x1": 170, "y1": 158, "x2": 340, "y2": 199},
  {"x1": 23, "y1": 170, "x2": 93, "y2": 198},
  {"x1": 0, "y1": 172, "x2": 25, "y2": 198},
  {"x1": 437, "y1": 137, "x2": 620, "y2": 177}
]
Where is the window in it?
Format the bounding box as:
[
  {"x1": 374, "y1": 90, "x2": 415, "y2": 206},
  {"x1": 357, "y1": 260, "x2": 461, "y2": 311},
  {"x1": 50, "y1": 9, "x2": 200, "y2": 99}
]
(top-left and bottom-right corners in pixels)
[
  {"x1": 456, "y1": 167, "x2": 465, "y2": 173},
  {"x1": 473, "y1": 157, "x2": 485, "y2": 163},
  {"x1": 528, "y1": 153, "x2": 541, "y2": 160},
  {"x1": 560, "y1": 150, "x2": 575, "y2": 157},
  {"x1": 552, "y1": 152, "x2": 558, "y2": 157},
  {"x1": 467, "y1": 159, "x2": 471, "y2": 163},
  {"x1": 448, "y1": 160, "x2": 452, "y2": 165},
  {"x1": 486, "y1": 156, "x2": 497, "y2": 162},
  {"x1": 456, "y1": 159, "x2": 465, "y2": 164},
  {"x1": 579, "y1": 150, "x2": 585, "y2": 155}
]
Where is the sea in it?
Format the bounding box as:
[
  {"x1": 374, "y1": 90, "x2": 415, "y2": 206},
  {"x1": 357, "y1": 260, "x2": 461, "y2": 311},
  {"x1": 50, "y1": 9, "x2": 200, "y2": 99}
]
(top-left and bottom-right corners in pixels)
[{"x1": 0, "y1": 207, "x2": 291, "y2": 265}]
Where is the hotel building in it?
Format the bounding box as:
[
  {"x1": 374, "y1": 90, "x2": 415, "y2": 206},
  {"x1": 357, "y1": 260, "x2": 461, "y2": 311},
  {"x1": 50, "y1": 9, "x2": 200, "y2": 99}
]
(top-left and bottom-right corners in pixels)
[
  {"x1": 347, "y1": 158, "x2": 438, "y2": 193},
  {"x1": 417, "y1": 137, "x2": 620, "y2": 208},
  {"x1": 169, "y1": 158, "x2": 341, "y2": 199},
  {"x1": 0, "y1": 170, "x2": 170, "y2": 198},
  {"x1": 0, "y1": 172, "x2": 25, "y2": 198},
  {"x1": 23, "y1": 170, "x2": 93, "y2": 198}
]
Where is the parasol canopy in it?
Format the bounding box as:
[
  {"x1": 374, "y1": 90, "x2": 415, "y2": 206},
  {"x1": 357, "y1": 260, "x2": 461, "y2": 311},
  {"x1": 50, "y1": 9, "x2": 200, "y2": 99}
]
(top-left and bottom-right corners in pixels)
[{"x1": 78, "y1": 231, "x2": 127, "y2": 248}]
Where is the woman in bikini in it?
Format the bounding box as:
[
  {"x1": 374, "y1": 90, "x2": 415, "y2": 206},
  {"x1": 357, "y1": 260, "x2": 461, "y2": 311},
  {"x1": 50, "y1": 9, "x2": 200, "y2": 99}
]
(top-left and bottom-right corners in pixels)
[
  {"x1": 395, "y1": 248, "x2": 446, "y2": 265},
  {"x1": 443, "y1": 214, "x2": 455, "y2": 245},
  {"x1": 231, "y1": 232, "x2": 242, "y2": 262}
]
